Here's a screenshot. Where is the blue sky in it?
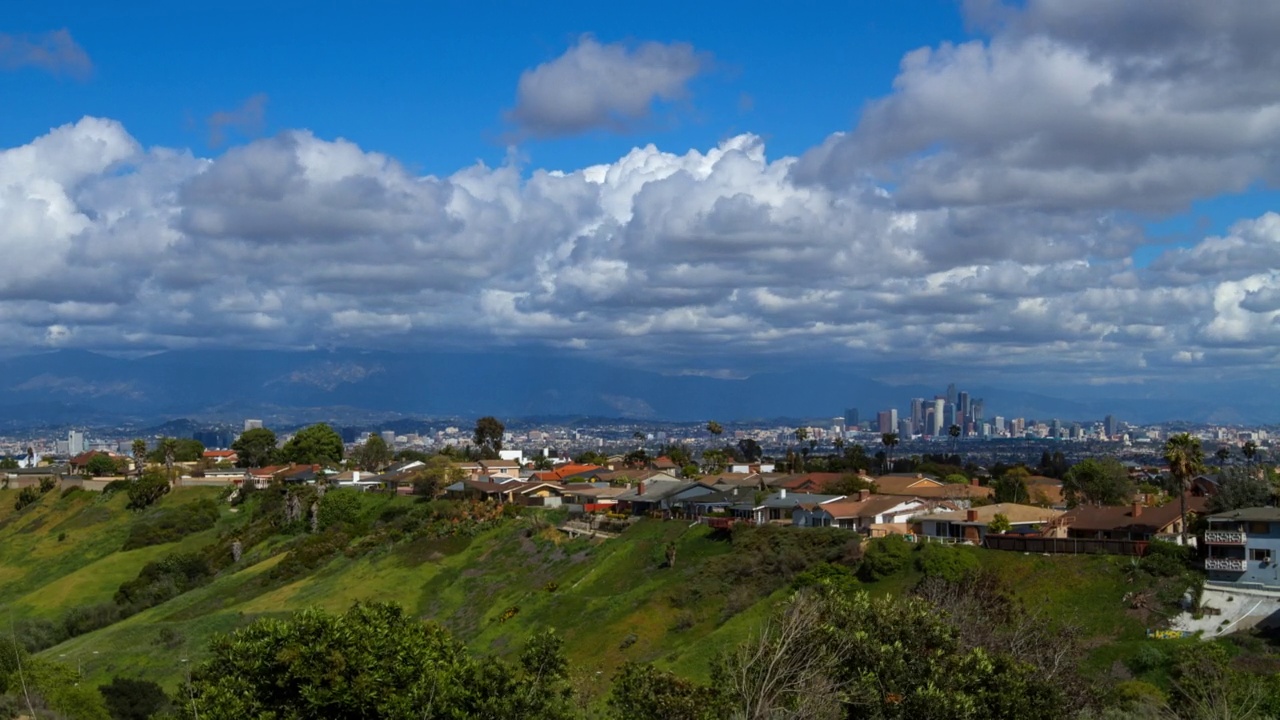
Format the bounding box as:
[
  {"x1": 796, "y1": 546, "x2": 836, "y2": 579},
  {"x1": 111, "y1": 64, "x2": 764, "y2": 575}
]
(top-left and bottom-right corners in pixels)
[{"x1": 3, "y1": 1, "x2": 1280, "y2": 405}]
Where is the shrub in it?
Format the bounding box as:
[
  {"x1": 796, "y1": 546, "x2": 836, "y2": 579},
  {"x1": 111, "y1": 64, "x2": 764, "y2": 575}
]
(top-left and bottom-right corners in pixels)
[
  {"x1": 122, "y1": 499, "x2": 220, "y2": 550},
  {"x1": 318, "y1": 488, "x2": 362, "y2": 530},
  {"x1": 114, "y1": 552, "x2": 214, "y2": 611},
  {"x1": 61, "y1": 602, "x2": 122, "y2": 638},
  {"x1": 14, "y1": 486, "x2": 41, "y2": 511},
  {"x1": 1141, "y1": 540, "x2": 1191, "y2": 577},
  {"x1": 1126, "y1": 644, "x2": 1168, "y2": 675},
  {"x1": 60, "y1": 485, "x2": 83, "y2": 499},
  {"x1": 269, "y1": 530, "x2": 351, "y2": 581},
  {"x1": 858, "y1": 535, "x2": 914, "y2": 581},
  {"x1": 99, "y1": 676, "x2": 171, "y2": 720},
  {"x1": 102, "y1": 479, "x2": 132, "y2": 496},
  {"x1": 915, "y1": 542, "x2": 980, "y2": 583},
  {"x1": 126, "y1": 472, "x2": 171, "y2": 510},
  {"x1": 38, "y1": 477, "x2": 56, "y2": 493}
]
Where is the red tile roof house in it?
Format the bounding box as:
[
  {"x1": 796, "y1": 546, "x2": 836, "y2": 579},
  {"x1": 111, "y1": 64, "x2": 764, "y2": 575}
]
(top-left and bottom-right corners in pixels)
[
  {"x1": 914, "y1": 503, "x2": 1064, "y2": 544},
  {"x1": 68, "y1": 450, "x2": 115, "y2": 475},
  {"x1": 203, "y1": 450, "x2": 239, "y2": 465},
  {"x1": 1054, "y1": 495, "x2": 1209, "y2": 543},
  {"x1": 794, "y1": 491, "x2": 931, "y2": 532}
]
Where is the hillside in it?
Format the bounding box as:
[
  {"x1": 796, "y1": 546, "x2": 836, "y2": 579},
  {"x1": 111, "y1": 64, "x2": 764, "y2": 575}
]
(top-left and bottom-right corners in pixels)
[{"x1": 0, "y1": 484, "x2": 1188, "y2": 708}]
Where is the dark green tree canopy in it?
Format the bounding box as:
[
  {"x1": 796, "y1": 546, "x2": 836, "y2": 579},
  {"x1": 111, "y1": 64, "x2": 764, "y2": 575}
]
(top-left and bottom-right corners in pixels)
[
  {"x1": 352, "y1": 433, "x2": 392, "y2": 471},
  {"x1": 1062, "y1": 457, "x2": 1133, "y2": 507},
  {"x1": 231, "y1": 428, "x2": 279, "y2": 468},
  {"x1": 147, "y1": 438, "x2": 204, "y2": 464},
  {"x1": 473, "y1": 416, "x2": 505, "y2": 459},
  {"x1": 280, "y1": 423, "x2": 344, "y2": 466}
]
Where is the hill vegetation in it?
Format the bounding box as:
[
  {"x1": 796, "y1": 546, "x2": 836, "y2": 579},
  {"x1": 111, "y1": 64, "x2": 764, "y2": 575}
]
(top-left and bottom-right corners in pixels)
[{"x1": 1, "y1": 483, "x2": 1278, "y2": 718}]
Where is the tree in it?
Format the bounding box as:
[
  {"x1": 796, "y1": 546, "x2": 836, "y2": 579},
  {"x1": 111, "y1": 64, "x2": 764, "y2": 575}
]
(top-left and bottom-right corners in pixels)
[
  {"x1": 1164, "y1": 433, "x2": 1205, "y2": 546},
  {"x1": 821, "y1": 473, "x2": 874, "y2": 496},
  {"x1": 608, "y1": 662, "x2": 723, "y2": 720},
  {"x1": 412, "y1": 455, "x2": 466, "y2": 498},
  {"x1": 665, "y1": 542, "x2": 678, "y2": 569},
  {"x1": 794, "y1": 427, "x2": 809, "y2": 445},
  {"x1": 1062, "y1": 457, "x2": 1133, "y2": 507},
  {"x1": 880, "y1": 433, "x2": 899, "y2": 474},
  {"x1": 1215, "y1": 446, "x2": 1231, "y2": 467},
  {"x1": 992, "y1": 468, "x2": 1029, "y2": 504},
  {"x1": 231, "y1": 427, "x2": 278, "y2": 468},
  {"x1": 85, "y1": 453, "x2": 118, "y2": 477},
  {"x1": 352, "y1": 434, "x2": 392, "y2": 471},
  {"x1": 280, "y1": 423, "x2": 344, "y2": 465},
  {"x1": 161, "y1": 437, "x2": 178, "y2": 482},
  {"x1": 707, "y1": 420, "x2": 723, "y2": 438},
  {"x1": 1209, "y1": 466, "x2": 1275, "y2": 513},
  {"x1": 473, "y1": 416, "x2": 506, "y2": 459},
  {"x1": 988, "y1": 513, "x2": 1013, "y2": 535},
  {"x1": 131, "y1": 438, "x2": 147, "y2": 476},
  {"x1": 737, "y1": 438, "x2": 762, "y2": 463},
  {"x1": 127, "y1": 470, "x2": 170, "y2": 510},
  {"x1": 1243, "y1": 440, "x2": 1259, "y2": 466},
  {"x1": 317, "y1": 488, "x2": 362, "y2": 530},
  {"x1": 99, "y1": 676, "x2": 171, "y2": 720},
  {"x1": 949, "y1": 424, "x2": 962, "y2": 454}
]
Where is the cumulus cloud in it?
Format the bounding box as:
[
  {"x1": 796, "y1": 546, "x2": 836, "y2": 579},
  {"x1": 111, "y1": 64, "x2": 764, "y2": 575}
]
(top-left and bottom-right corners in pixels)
[
  {"x1": 207, "y1": 93, "x2": 269, "y2": 147},
  {"x1": 507, "y1": 35, "x2": 710, "y2": 137},
  {"x1": 6, "y1": 113, "x2": 1280, "y2": 386},
  {"x1": 0, "y1": 29, "x2": 92, "y2": 80},
  {"x1": 794, "y1": 0, "x2": 1280, "y2": 213}
]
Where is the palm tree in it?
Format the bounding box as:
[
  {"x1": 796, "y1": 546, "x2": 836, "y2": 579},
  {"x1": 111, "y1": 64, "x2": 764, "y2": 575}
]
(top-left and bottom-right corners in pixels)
[
  {"x1": 1243, "y1": 440, "x2": 1258, "y2": 467},
  {"x1": 706, "y1": 421, "x2": 723, "y2": 438},
  {"x1": 161, "y1": 437, "x2": 178, "y2": 485},
  {"x1": 833, "y1": 437, "x2": 845, "y2": 455},
  {"x1": 794, "y1": 427, "x2": 809, "y2": 444},
  {"x1": 131, "y1": 438, "x2": 147, "y2": 478},
  {"x1": 1163, "y1": 433, "x2": 1204, "y2": 546},
  {"x1": 1215, "y1": 446, "x2": 1231, "y2": 467},
  {"x1": 881, "y1": 433, "x2": 899, "y2": 474},
  {"x1": 948, "y1": 424, "x2": 961, "y2": 455}
]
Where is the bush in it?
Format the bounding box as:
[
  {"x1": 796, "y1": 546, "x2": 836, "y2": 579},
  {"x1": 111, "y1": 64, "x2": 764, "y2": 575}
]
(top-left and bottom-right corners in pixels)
[
  {"x1": 858, "y1": 535, "x2": 914, "y2": 581},
  {"x1": 99, "y1": 676, "x2": 171, "y2": 720},
  {"x1": 61, "y1": 603, "x2": 122, "y2": 638},
  {"x1": 269, "y1": 530, "x2": 351, "y2": 581},
  {"x1": 1141, "y1": 540, "x2": 1191, "y2": 577},
  {"x1": 114, "y1": 552, "x2": 214, "y2": 610},
  {"x1": 102, "y1": 479, "x2": 132, "y2": 496},
  {"x1": 122, "y1": 499, "x2": 220, "y2": 550},
  {"x1": 38, "y1": 477, "x2": 56, "y2": 493},
  {"x1": 318, "y1": 488, "x2": 362, "y2": 530},
  {"x1": 916, "y1": 542, "x2": 980, "y2": 583},
  {"x1": 14, "y1": 486, "x2": 41, "y2": 510},
  {"x1": 60, "y1": 485, "x2": 83, "y2": 499},
  {"x1": 1126, "y1": 644, "x2": 1168, "y2": 675},
  {"x1": 126, "y1": 472, "x2": 170, "y2": 510}
]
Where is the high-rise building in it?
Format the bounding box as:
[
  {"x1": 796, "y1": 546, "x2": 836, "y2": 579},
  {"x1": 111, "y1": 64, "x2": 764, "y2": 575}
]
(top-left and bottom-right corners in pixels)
[
  {"x1": 67, "y1": 430, "x2": 85, "y2": 456},
  {"x1": 946, "y1": 383, "x2": 957, "y2": 406},
  {"x1": 910, "y1": 398, "x2": 925, "y2": 433},
  {"x1": 244, "y1": 419, "x2": 264, "y2": 432},
  {"x1": 898, "y1": 418, "x2": 913, "y2": 438},
  {"x1": 381, "y1": 430, "x2": 396, "y2": 446},
  {"x1": 958, "y1": 392, "x2": 970, "y2": 423},
  {"x1": 932, "y1": 398, "x2": 945, "y2": 436},
  {"x1": 1104, "y1": 415, "x2": 1120, "y2": 438},
  {"x1": 877, "y1": 409, "x2": 898, "y2": 434},
  {"x1": 844, "y1": 408, "x2": 860, "y2": 429},
  {"x1": 943, "y1": 402, "x2": 957, "y2": 429},
  {"x1": 971, "y1": 400, "x2": 985, "y2": 422}
]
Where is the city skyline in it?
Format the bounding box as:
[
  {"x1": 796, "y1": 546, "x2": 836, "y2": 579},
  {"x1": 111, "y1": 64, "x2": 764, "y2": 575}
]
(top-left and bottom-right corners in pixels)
[{"x1": 4, "y1": 3, "x2": 1280, "y2": 411}]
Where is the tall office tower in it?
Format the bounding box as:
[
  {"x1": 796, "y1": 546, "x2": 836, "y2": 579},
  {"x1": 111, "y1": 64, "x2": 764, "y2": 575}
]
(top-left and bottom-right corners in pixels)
[
  {"x1": 943, "y1": 402, "x2": 957, "y2": 428},
  {"x1": 244, "y1": 419, "x2": 264, "y2": 431},
  {"x1": 910, "y1": 398, "x2": 925, "y2": 432},
  {"x1": 1104, "y1": 414, "x2": 1120, "y2": 438},
  {"x1": 993, "y1": 416, "x2": 1005, "y2": 436},
  {"x1": 946, "y1": 383, "x2": 957, "y2": 406},
  {"x1": 932, "y1": 398, "x2": 945, "y2": 436},
  {"x1": 831, "y1": 417, "x2": 845, "y2": 435},
  {"x1": 971, "y1": 399, "x2": 984, "y2": 422},
  {"x1": 877, "y1": 410, "x2": 893, "y2": 434},
  {"x1": 958, "y1": 391, "x2": 970, "y2": 419},
  {"x1": 67, "y1": 430, "x2": 85, "y2": 456},
  {"x1": 1050, "y1": 419, "x2": 1063, "y2": 439},
  {"x1": 844, "y1": 408, "x2": 859, "y2": 428},
  {"x1": 898, "y1": 418, "x2": 913, "y2": 438}
]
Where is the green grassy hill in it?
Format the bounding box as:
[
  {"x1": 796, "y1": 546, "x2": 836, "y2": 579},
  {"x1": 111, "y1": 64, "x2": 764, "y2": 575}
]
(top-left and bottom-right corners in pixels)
[{"x1": 0, "y1": 484, "x2": 1172, "y2": 705}]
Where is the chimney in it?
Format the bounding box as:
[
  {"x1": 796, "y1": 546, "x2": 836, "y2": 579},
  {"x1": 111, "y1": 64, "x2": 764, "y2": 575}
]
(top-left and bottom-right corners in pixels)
[
  {"x1": 858, "y1": 489, "x2": 871, "y2": 502},
  {"x1": 780, "y1": 488, "x2": 787, "y2": 499},
  {"x1": 1132, "y1": 501, "x2": 1142, "y2": 518},
  {"x1": 637, "y1": 481, "x2": 646, "y2": 496},
  {"x1": 966, "y1": 509, "x2": 978, "y2": 523},
  {"x1": 970, "y1": 477, "x2": 979, "y2": 487}
]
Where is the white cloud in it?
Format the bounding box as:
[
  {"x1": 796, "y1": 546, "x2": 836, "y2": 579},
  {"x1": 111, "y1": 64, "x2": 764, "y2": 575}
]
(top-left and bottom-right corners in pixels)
[{"x1": 507, "y1": 35, "x2": 710, "y2": 137}]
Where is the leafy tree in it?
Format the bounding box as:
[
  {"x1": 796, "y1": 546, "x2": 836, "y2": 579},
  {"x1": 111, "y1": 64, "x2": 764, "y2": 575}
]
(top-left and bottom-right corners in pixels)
[
  {"x1": 991, "y1": 468, "x2": 1029, "y2": 504},
  {"x1": 232, "y1": 427, "x2": 279, "y2": 468},
  {"x1": 280, "y1": 423, "x2": 344, "y2": 465},
  {"x1": 413, "y1": 455, "x2": 466, "y2": 498},
  {"x1": 1243, "y1": 440, "x2": 1259, "y2": 466},
  {"x1": 988, "y1": 513, "x2": 1013, "y2": 535},
  {"x1": 1164, "y1": 433, "x2": 1205, "y2": 545},
  {"x1": 99, "y1": 676, "x2": 171, "y2": 720},
  {"x1": 393, "y1": 449, "x2": 432, "y2": 464},
  {"x1": 85, "y1": 453, "x2": 118, "y2": 477},
  {"x1": 737, "y1": 438, "x2": 762, "y2": 463},
  {"x1": 317, "y1": 488, "x2": 362, "y2": 530},
  {"x1": 473, "y1": 416, "x2": 505, "y2": 459},
  {"x1": 352, "y1": 434, "x2": 392, "y2": 471},
  {"x1": 608, "y1": 662, "x2": 723, "y2": 720},
  {"x1": 794, "y1": 427, "x2": 809, "y2": 445},
  {"x1": 1062, "y1": 457, "x2": 1133, "y2": 507},
  {"x1": 707, "y1": 420, "x2": 723, "y2": 438},
  {"x1": 1215, "y1": 446, "x2": 1231, "y2": 467},
  {"x1": 858, "y1": 535, "x2": 913, "y2": 581},
  {"x1": 127, "y1": 471, "x2": 170, "y2": 510},
  {"x1": 573, "y1": 450, "x2": 609, "y2": 466},
  {"x1": 821, "y1": 473, "x2": 874, "y2": 496},
  {"x1": 1209, "y1": 466, "x2": 1276, "y2": 512}
]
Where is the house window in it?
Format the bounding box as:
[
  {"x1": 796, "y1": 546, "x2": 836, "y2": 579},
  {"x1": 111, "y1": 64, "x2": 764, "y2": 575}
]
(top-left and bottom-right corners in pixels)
[
  {"x1": 1251, "y1": 548, "x2": 1272, "y2": 562},
  {"x1": 1249, "y1": 522, "x2": 1271, "y2": 535}
]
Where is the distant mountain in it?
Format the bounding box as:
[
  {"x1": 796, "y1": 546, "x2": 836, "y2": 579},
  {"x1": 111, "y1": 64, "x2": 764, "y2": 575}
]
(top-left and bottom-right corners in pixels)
[{"x1": 0, "y1": 349, "x2": 1271, "y2": 426}]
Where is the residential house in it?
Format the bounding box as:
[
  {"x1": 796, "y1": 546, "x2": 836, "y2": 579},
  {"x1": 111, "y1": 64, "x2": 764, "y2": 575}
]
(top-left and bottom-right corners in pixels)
[
  {"x1": 68, "y1": 450, "x2": 113, "y2": 475},
  {"x1": 915, "y1": 503, "x2": 1063, "y2": 544},
  {"x1": 202, "y1": 450, "x2": 239, "y2": 465},
  {"x1": 442, "y1": 479, "x2": 566, "y2": 506},
  {"x1": 748, "y1": 490, "x2": 846, "y2": 525},
  {"x1": 702, "y1": 472, "x2": 764, "y2": 490},
  {"x1": 873, "y1": 474, "x2": 993, "y2": 504},
  {"x1": 530, "y1": 463, "x2": 604, "y2": 483},
  {"x1": 727, "y1": 462, "x2": 777, "y2": 474},
  {"x1": 776, "y1": 473, "x2": 846, "y2": 494},
  {"x1": 561, "y1": 484, "x2": 628, "y2": 511},
  {"x1": 1203, "y1": 507, "x2": 1280, "y2": 588},
  {"x1": 795, "y1": 491, "x2": 929, "y2": 532},
  {"x1": 1059, "y1": 495, "x2": 1207, "y2": 543},
  {"x1": 615, "y1": 480, "x2": 710, "y2": 516}
]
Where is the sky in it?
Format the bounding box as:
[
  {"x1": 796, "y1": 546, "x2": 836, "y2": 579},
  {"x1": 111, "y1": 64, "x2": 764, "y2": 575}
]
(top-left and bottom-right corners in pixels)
[{"x1": 3, "y1": 0, "x2": 1280, "y2": 401}]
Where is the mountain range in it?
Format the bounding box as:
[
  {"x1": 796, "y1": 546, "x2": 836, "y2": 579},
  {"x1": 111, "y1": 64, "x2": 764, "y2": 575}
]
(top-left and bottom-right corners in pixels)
[{"x1": 0, "y1": 349, "x2": 1269, "y2": 428}]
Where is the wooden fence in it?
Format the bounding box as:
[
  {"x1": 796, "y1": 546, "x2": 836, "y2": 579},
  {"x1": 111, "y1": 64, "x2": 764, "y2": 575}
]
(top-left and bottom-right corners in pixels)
[{"x1": 984, "y1": 534, "x2": 1149, "y2": 556}]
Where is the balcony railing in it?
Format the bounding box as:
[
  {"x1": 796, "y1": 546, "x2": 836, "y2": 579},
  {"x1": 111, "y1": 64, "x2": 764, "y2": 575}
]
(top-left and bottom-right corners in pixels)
[
  {"x1": 1205, "y1": 530, "x2": 1247, "y2": 544},
  {"x1": 1205, "y1": 557, "x2": 1248, "y2": 572}
]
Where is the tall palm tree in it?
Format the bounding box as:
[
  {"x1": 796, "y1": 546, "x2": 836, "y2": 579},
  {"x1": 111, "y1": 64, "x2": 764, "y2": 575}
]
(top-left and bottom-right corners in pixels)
[
  {"x1": 161, "y1": 437, "x2": 179, "y2": 485},
  {"x1": 1215, "y1": 446, "x2": 1231, "y2": 467},
  {"x1": 131, "y1": 438, "x2": 147, "y2": 478},
  {"x1": 948, "y1": 424, "x2": 961, "y2": 456},
  {"x1": 706, "y1": 421, "x2": 723, "y2": 438},
  {"x1": 1243, "y1": 440, "x2": 1258, "y2": 467},
  {"x1": 881, "y1": 433, "x2": 899, "y2": 474},
  {"x1": 1163, "y1": 433, "x2": 1204, "y2": 546}
]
